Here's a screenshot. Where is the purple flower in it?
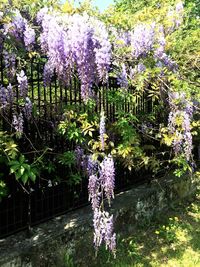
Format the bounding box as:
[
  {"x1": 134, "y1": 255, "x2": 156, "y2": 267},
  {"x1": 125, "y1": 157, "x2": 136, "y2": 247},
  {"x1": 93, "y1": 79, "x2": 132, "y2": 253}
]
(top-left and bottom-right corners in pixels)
[
  {"x1": 36, "y1": 7, "x2": 48, "y2": 24},
  {"x1": 43, "y1": 61, "x2": 54, "y2": 86},
  {"x1": 6, "y1": 83, "x2": 14, "y2": 104},
  {"x1": 93, "y1": 209, "x2": 116, "y2": 255},
  {"x1": 0, "y1": 85, "x2": 7, "y2": 108},
  {"x1": 100, "y1": 155, "x2": 115, "y2": 205},
  {"x1": 93, "y1": 20, "x2": 111, "y2": 83},
  {"x1": 3, "y1": 51, "x2": 16, "y2": 81},
  {"x1": 75, "y1": 146, "x2": 84, "y2": 168},
  {"x1": 0, "y1": 83, "x2": 14, "y2": 108},
  {"x1": 137, "y1": 63, "x2": 146, "y2": 73},
  {"x1": 39, "y1": 13, "x2": 111, "y2": 101},
  {"x1": 23, "y1": 97, "x2": 32, "y2": 119},
  {"x1": 131, "y1": 23, "x2": 155, "y2": 58},
  {"x1": 117, "y1": 64, "x2": 128, "y2": 89},
  {"x1": 17, "y1": 70, "x2": 28, "y2": 98},
  {"x1": 12, "y1": 113, "x2": 23, "y2": 134},
  {"x1": 167, "y1": 2, "x2": 184, "y2": 32},
  {"x1": 99, "y1": 111, "x2": 106, "y2": 151},
  {"x1": 8, "y1": 10, "x2": 26, "y2": 40},
  {"x1": 24, "y1": 24, "x2": 35, "y2": 50},
  {"x1": 183, "y1": 131, "x2": 193, "y2": 161},
  {"x1": 70, "y1": 18, "x2": 96, "y2": 101},
  {"x1": 154, "y1": 48, "x2": 177, "y2": 71},
  {"x1": 168, "y1": 92, "x2": 193, "y2": 161},
  {"x1": 176, "y1": 2, "x2": 184, "y2": 13},
  {"x1": 87, "y1": 155, "x2": 98, "y2": 176},
  {"x1": 118, "y1": 30, "x2": 131, "y2": 46},
  {"x1": 88, "y1": 174, "x2": 100, "y2": 210}
]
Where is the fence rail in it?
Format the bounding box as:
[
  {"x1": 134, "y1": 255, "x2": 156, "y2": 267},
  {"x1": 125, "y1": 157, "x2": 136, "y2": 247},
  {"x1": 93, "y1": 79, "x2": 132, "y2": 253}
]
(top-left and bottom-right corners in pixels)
[{"x1": 0, "y1": 57, "x2": 154, "y2": 238}]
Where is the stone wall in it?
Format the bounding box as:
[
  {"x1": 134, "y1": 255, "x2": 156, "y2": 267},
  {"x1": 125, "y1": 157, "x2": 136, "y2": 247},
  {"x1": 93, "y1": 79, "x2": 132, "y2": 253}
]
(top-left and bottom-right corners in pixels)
[{"x1": 0, "y1": 173, "x2": 198, "y2": 267}]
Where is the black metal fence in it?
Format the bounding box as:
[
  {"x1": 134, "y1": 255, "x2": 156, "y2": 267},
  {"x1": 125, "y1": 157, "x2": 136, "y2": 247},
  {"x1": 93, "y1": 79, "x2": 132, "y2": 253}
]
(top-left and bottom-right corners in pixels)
[{"x1": 0, "y1": 57, "x2": 153, "y2": 238}]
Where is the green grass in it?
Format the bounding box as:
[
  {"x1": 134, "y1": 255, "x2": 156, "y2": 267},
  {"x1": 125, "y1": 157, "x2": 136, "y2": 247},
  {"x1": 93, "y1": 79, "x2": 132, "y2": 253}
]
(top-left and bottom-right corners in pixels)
[{"x1": 72, "y1": 191, "x2": 200, "y2": 267}]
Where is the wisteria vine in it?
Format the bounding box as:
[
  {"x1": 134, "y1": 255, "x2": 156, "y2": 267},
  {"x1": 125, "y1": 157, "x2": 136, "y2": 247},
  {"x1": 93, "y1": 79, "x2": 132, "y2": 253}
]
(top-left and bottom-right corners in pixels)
[
  {"x1": 75, "y1": 111, "x2": 116, "y2": 255},
  {"x1": 168, "y1": 92, "x2": 193, "y2": 162},
  {"x1": 38, "y1": 10, "x2": 111, "y2": 101},
  {"x1": 88, "y1": 136, "x2": 116, "y2": 255}
]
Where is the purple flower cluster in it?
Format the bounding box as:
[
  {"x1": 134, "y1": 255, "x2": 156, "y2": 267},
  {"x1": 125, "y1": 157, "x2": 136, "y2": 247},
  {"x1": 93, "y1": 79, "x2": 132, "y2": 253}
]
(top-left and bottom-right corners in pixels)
[
  {"x1": 111, "y1": 28, "x2": 131, "y2": 48},
  {"x1": 12, "y1": 113, "x2": 23, "y2": 134},
  {"x1": 0, "y1": 85, "x2": 7, "y2": 108},
  {"x1": 154, "y1": 47, "x2": 177, "y2": 71},
  {"x1": 88, "y1": 153, "x2": 116, "y2": 254},
  {"x1": 6, "y1": 83, "x2": 14, "y2": 104},
  {"x1": 70, "y1": 16, "x2": 96, "y2": 100},
  {"x1": 167, "y1": 1, "x2": 184, "y2": 32},
  {"x1": 88, "y1": 174, "x2": 100, "y2": 210},
  {"x1": 93, "y1": 20, "x2": 111, "y2": 83},
  {"x1": 100, "y1": 155, "x2": 115, "y2": 205},
  {"x1": 131, "y1": 23, "x2": 155, "y2": 58},
  {"x1": 86, "y1": 117, "x2": 116, "y2": 255},
  {"x1": 87, "y1": 155, "x2": 98, "y2": 177},
  {"x1": 38, "y1": 11, "x2": 111, "y2": 101},
  {"x1": 36, "y1": 7, "x2": 48, "y2": 24},
  {"x1": 129, "y1": 63, "x2": 146, "y2": 80},
  {"x1": 3, "y1": 51, "x2": 16, "y2": 81},
  {"x1": 117, "y1": 64, "x2": 128, "y2": 89},
  {"x1": 17, "y1": 70, "x2": 28, "y2": 98},
  {"x1": 23, "y1": 97, "x2": 32, "y2": 119},
  {"x1": 75, "y1": 146, "x2": 85, "y2": 169},
  {"x1": 6, "y1": 10, "x2": 35, "y2": 50},
  {"x1": 168, "y1": 92, "x2": 193, "y2": 161},
  {"x1": 99, "y1": 110, "x2": 106, "y2": 150},
  {"x1": 0, "y1": 83, "x2": 14, "y2": 108},
  {"x1": 93, "y1": 210, "x2": 116, "y2": 255},
  {"x1": 24, "y1": 24, "x2": 36, "y2": 51},
  {"x1": 118, "y1": 30, "x2": 131, "y2": 47}
]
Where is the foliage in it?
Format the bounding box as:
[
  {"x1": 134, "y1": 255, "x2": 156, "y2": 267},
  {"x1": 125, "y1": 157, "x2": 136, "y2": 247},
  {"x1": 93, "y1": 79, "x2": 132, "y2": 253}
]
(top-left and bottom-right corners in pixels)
[
  {"x1": 9, "y1": 154, "x2": 37, "y2": 184},
  {"x1": 0, "y1": 0, "x2": 199, "y2": 255}
]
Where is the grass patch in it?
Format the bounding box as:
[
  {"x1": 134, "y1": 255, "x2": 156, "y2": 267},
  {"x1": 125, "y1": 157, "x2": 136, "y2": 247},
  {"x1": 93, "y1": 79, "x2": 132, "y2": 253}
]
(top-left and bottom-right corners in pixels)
[{"x1": 69, "y1": 191, "x2": 200, "y2": 267}]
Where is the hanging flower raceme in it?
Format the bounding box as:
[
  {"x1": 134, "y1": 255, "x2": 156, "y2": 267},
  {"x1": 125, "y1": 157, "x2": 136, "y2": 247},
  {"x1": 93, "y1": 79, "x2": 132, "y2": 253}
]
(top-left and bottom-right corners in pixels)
[
  {"x1": 87, "y1": 112, "x2": 116, "y2": 256},
  {"x1": 131, "y1": 22, "x2": 155, "y2": 59},
  {"x1": 117, "y1": 63, "x2": 128, "y2": 89},
  {"x1": 167, "y1": 1, "x2": 184, "y2": 32},
  {"x1": 99, "y1": 110, "x2": 106, "y2": 150},
  {"x1": 12, "y1": 113, "x2": 24, "y2": 134},
  {"x1": 153, "y1": 26, "x2": 177, "y2": 70},
  {"x1": 88, "y1": 174, "x2": 100, "y2": 210},
  {"x1": 0, "y1": 83, "x2": 14, "y2": 108},
  {"x1": 0, "y1": 85, "x2": 7, "y2": 108},
  {"x1": 17, "y1": 70, "x2": 28, "y2": 98},
  {"x1": 100, "y1": 155, "x2": 115, "y2": 205},
  {"x1": 69, "y1": 15, "x2": 96, "y2": 100},
  {"x1": 24, "y1": 24, "x2": 35, "y2": 50},
  {"x1": 5, "y1": 10, "x2": 35, "y2": 49},
  {"x1": 117, "y1": 30, "x2": 132, "y2": 47},
  {"x1": 88, "y1": 156, "x2": 116, "y2": 256},
  {"x1": 92, "y1": 19, "x2": 111, "y2": 83},
  {"x1": 38, "y1": 10, "x2": 111, "y2": 101},
  {"x1": 3, "y1": 51, "x2": 16, "y2": 81},
  {"x1": 168, "y1": 92, "x2": 193, "y2": 161},
  {"x1": 23, "y1": 97, "x2": 32, "y2": 119},
  {"x1": 93, "y1": 209, "x2": 116, "y2": 255}
]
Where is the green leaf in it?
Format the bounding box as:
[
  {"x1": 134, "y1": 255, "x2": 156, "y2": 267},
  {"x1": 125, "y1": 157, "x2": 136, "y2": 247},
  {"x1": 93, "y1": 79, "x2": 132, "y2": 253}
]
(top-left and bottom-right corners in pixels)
[
  {"x1": 19, "y1": 166, "x2": 25, "y2": 176},
  {"x1": 16, "y1": 170, "x2": 22, "y2": 180},
  {"x1": 29, "y1": 172, "x2": 36, "y2": 182},
  {"x1": 10, "y1": 164, "x2": 19, "y2": 174},
  {"x1": 19, "y1": 155, "x2": 25, "y2": 164},
  {"x1": 21, "y1": 173, "x2": 29, "y2": 184},
  {"x1": 9, "y1": 160, "x2": 20, "y2": 166}
]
